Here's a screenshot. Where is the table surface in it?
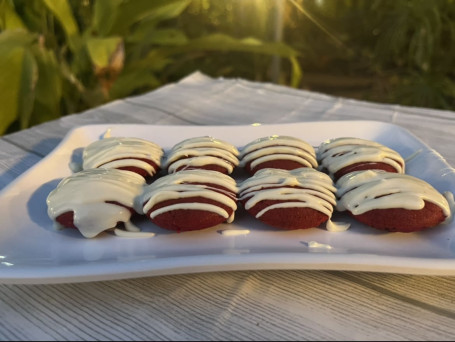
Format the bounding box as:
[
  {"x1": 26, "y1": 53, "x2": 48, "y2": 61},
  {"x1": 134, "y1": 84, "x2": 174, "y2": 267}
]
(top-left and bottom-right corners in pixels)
[{"x1": 1, "y1": 71, "x2": 455, "y2": 341}]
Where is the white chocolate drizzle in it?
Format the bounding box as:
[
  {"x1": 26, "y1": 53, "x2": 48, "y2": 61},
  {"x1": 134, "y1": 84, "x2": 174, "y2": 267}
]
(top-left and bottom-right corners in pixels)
[
  {"x1": 82, "y1": 137, "x2": 164, "y2": 177},
  {"x1": 336, "y1": 170, "x2": 452, "y2": 222},
  {"x1": 141, "y1": 169, "x2": 238, "y2": 223},
  {"x1": 46, "y1": 169, "x2": 146, "y2": 238},
  {"x1": 326, "y1": 219, "x2": 351, "y2": 232},
  {"x1": 114, "y1": 229, "x2": 156, "y2": 238},
  {"x1": 238, "y1": 168, "x2": 338, "y2": 230},
  {"x1": 305, "y1": 241, "x2": 333, "y2": 249},
  {"x1": 165, "y1": 136, "x2": 239, "y2": 174},
  {"x1": 219, "y1": 229, "x2": 250, "y2": 236},
  {"x1": 317, "y1": 137, "x2": 405, "y2": 178},
  {"x1": 239, "y1": 135, "x2": 318, "y2": 169}
]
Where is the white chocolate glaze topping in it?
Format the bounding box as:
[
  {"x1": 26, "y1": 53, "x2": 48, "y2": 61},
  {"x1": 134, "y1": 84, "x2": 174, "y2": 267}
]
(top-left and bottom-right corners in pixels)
[
  {"x1": 47, "y1": 169, "x2": 146, "y2": 238},
  {"x1": 82, "y1": 137, "x2": 164, "y2": 177},
  {"x1": 141, "y1": 169, "x2": 238, "y2": 223},
  {"x1": 165, "y1": 136, "x2": 239, "y2": 174},
  {"x1": 239, "y1": 135, "x2": 317, "y2": 169},
  {"x1": 336, "y1": 170, "x2": 452, "y2": 221},
  {"x1": 317, "y1": 137, "x2": 405, "y2": 177}
]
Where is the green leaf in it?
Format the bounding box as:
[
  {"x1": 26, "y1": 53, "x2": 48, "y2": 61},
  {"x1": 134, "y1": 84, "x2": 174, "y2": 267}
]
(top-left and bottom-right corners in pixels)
[
  {"x1": 107, "y1": 0, "x2": 191, "y2": 35},
  {"x1": 93, "y1": 0, "x2": 190, "y2": 36},
  {"x1": 134, "y1": 0, "x2": 191, "y2": 24},
  {"x1": 109, "y1": 68, "x2": 160, "y2": 100},
  {"x1": 92, "y1": 0, "x2": 123, "y2": 37},
  {"x1": 17, "y1": 48, "x2": 38, "y2": 130},
  {"x1": 127, "y1": 28, "x2": 188, "y2": 46},
  {"x1": 0, "y1": 29, "x2": 37, "y2": 47},
  {"x1": 86, "y1": 36, "x2": 123, "y2": 69},
  {"x1": 110, "y1": 51, "x2": 171, "y2": 99},
  {"x1": 289, "y1": 56, "x2": 303, "y2": 88},
  {"x1": 132, "y1": 50, "x2": 173, "y2": 72},
  {"x1": 42, "y1": 0, "x2": 79, "y2": 51},
  {"x1": 167, "y1": 33, "x2": 300, "y2": 58},
  {"x1": 0, "y1": 45, "x2": 37, "y2": 134},
  {"x1": 30, "y1": 45, "x2": 62, "y2": 125},
  {"x1": 0, "y1": 0, "x2": 26, "y2": 30}
]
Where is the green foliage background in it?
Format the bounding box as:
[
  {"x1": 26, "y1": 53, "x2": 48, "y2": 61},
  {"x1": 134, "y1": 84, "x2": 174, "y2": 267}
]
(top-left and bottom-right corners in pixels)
[{"x1": 0, "y1": 0, "x2": 454, "y2": 136}]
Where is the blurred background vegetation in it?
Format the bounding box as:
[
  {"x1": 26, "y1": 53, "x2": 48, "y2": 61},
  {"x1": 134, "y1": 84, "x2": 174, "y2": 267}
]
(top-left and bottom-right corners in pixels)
[{"x1": 1, "y1": 0, "x2": 454, "y2": 136}]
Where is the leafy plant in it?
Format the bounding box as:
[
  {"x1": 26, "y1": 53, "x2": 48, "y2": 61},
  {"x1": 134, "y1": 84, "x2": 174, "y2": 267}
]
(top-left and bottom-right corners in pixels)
[
  {"x1": 0, "y1": 0, "x2": 302, "y2": 135},
  {"x1": 284, "y1": 0, "x2": 455, "y2": 109}
]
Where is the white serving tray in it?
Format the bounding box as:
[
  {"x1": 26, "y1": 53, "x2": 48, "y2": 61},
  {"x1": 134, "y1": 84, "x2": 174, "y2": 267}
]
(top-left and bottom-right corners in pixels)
[{"x1": 0, "y1": 121, "x2": 454, "y2": 284}]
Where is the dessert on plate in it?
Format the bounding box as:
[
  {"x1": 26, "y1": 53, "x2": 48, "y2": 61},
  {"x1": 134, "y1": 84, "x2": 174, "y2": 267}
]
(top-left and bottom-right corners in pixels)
[
  {"x1": 46, "y1": 168, "x2": 145, "y2": 238},
  {"x1": 140, "y1": 169, "x2": 238, "y2": 232},
  {"x1": 82, "y1": 136, "x2": 164, "y2": 179},
  {"x1": 336, "y1": 170, "x2": 452, "y2": 232},
  {"x1": 317, "y1": 137, "x2": 405, "y2": 181},
  {"x1": 239, "y1": 135, "x2": 318, "y2": 175},
  {"x1": 238, "y1": 167, "x2": 337, "y2": 230},
  {"x1": 164, "y1": 136, "x2": 240, "y2": 175}
]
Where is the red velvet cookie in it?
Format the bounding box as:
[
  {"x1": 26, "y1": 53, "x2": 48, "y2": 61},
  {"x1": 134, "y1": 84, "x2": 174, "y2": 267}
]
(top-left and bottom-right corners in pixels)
[
  {"x1": 336, "y1": 170, "x2": 452, "y2": 232},
  {"x1": 317, "y1": 137, "x2": 405, "y2": 181},
  {"x1": 238, "y1": 168, "x2": 337, "y2": 230},
  {"x1": 55, "y1": 201, "x2": 135, "y2": 230},
  {"x1": 141, "y1": 169, "x2": 238, "y2": 232},
  {"x1": 239, "y1": 135, "x2": 318, "y2": 176},
  {"x1": 82, "y1": 136, "x2": 164, "y2": 179},
  {"x1": 164, "y1": 136, "x2": 239, "y2": 175},
  {"x1": 47, "y1": 169, "x2": 145, "y2": 238}
]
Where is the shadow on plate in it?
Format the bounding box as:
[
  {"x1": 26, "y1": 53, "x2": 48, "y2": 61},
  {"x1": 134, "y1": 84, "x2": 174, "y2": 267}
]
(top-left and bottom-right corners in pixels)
[{"x1": 27, "y1": 178, "x2": 62, "y2": 232}]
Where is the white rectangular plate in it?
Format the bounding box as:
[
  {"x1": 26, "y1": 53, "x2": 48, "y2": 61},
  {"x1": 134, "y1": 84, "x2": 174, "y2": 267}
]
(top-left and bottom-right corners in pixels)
[{"x1": 1, "y1": 121, "x2": 455, "y2": 284}]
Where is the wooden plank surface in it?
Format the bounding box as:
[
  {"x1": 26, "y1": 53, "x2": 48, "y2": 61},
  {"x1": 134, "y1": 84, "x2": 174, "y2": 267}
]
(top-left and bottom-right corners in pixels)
[{"x1": 1, "y1": 271, "x2": 454, "y2": 341}]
